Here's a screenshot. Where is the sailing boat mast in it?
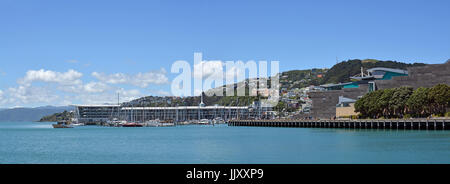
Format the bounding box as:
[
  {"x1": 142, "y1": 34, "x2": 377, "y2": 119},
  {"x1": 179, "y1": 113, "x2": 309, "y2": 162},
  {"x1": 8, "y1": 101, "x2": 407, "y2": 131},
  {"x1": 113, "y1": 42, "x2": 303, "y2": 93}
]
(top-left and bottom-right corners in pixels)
[{"x1": 117, "y1": 93, "x2": 120, "y2": 119}]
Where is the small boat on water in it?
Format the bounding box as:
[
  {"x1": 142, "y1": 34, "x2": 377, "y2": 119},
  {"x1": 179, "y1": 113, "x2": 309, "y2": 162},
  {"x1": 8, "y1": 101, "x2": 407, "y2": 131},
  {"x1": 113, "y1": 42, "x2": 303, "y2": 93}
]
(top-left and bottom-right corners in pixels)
[
  {"x1": 213, "y1": 117, "x2": 225, "y2": 124},
  {"x1": 198, "y1": 119, "x2": 211, "y2": 125},
  {"x1": 160, "y1": 120, "x2": 175, "y2": 127},
  {"x1": 122, "y1": 122, "x2": 143, "y2": 127},
  {"x1": 71, "y1": 123, "x2": 84, "y2": 126},
  {"x1": 145, "y1": 120, "x2": 161, "y2": 127},
  {"x1": 144, "y1": 119, "x2": 175, "y2": 127},
  {"x1": 52, "y1": 121, "x2": 73, "y2": 128},
  {"x1": 107, "y1": 118, "x2": 127, "y2": 127}
]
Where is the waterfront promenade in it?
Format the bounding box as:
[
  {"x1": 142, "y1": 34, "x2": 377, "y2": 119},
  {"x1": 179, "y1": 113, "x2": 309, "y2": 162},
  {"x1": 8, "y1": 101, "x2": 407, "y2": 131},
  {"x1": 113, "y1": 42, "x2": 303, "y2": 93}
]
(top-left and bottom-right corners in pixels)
[{"x1": 228, "y1": 119, "x2": 450, "y2": 130}]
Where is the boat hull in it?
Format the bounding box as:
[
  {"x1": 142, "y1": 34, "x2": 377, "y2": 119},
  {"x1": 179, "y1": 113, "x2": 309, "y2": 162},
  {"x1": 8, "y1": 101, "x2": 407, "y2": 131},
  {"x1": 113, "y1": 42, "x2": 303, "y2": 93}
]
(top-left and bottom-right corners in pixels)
[
  {"x1": 52, "y1": 124, "x2": 73, "y2": 128},
  {"x1": 122, "y1": 123, "x2": 143, "y2": 127}
]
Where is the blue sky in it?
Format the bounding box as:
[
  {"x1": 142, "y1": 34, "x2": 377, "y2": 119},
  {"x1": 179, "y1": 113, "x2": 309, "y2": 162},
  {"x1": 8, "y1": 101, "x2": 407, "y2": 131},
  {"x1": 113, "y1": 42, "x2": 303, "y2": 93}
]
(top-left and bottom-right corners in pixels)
[{"x1": 0, "y1": 0, "x2": 449, "y2": 107}]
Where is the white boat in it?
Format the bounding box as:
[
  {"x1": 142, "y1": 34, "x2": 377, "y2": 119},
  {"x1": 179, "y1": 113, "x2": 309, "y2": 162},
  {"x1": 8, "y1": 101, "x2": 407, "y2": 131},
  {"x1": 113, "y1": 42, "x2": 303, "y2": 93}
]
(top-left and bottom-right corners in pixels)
[
  {"x1": 122, "y1": 122, "x2": 144, "y2": 127},
  {"x1": 107, "y1": 118, "x2": 127, "y2": 127},
  {"x1": 198, "y1": 119, "x2": 211, "y2": 125},
  {"x1": 145, "y1": 120, "x2": 161, "y2": 127},
  {"x1": 213, "y1": 117, "x2": 225, "y2": 124},
  {"x1": 144, "y1": 119, "x2": 175, "y2": 127},
  {"x1": 52, "y1": 121, "x2": 73, "y2": 128},
  {"x1": 177, "y1": 121, "x2": 191, "y2": 125}
]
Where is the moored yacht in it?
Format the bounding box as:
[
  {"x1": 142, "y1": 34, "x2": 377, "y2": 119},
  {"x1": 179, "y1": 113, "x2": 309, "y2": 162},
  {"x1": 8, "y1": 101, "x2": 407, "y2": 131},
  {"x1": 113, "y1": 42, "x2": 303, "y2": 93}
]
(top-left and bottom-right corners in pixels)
[
  {"x1": 198, "y1": 119, "x2": 211, "y2": 125},
  {"x1": 52, "y1": 121, "x2": 73, "y2": 128},
  {"x1": 122, "y1": 122, "x2": 143, "y2": 127}
]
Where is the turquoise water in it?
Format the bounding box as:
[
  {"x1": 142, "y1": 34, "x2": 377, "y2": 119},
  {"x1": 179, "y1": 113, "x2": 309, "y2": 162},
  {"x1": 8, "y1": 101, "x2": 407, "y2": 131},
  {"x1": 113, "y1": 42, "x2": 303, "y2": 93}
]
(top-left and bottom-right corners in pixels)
[{"x1": 0, "y1": 122, "x2": 449, "y2": 164}]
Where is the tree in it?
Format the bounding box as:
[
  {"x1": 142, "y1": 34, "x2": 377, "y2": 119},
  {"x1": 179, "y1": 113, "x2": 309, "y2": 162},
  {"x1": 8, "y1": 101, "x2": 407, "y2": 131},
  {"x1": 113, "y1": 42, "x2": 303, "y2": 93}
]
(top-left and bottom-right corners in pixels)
[
  {"x1": 428, "y1": 84, "x2": 450, "y2": 116},
  {"x1": 355, "y1": 84, "x2": 449, "y2": 119},
  {"x1": 406, "y1": 87, "x2": 430, "y2": 117},
  {"x1": 367, "y1": 90, "x2": 384, "y2": 118},
  {"x1": 39, "y1": 110, "x2": 74, "y2": 122},
  {"x1": 274, "y1": 101, "x2": 286, "y2": 113},
  {"x1": 355, "y1": 89, "x2": 384, "y2": 118},
  {"x1": 379, "y1": 88, "x2": 395, "y2": 118},
  {"x1": 389, "y1": 87, "x2": 413, "y2": 118},
  {"x1": 355, "y1": 94, "x2": 368, "y2": 118}
]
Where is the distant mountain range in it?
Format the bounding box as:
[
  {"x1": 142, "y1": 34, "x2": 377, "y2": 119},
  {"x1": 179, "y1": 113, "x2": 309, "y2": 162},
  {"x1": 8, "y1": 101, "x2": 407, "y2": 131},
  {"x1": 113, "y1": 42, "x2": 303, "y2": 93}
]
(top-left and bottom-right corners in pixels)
[{"x1": 0, "y1": 106, "x2": 74, "y2": 122}]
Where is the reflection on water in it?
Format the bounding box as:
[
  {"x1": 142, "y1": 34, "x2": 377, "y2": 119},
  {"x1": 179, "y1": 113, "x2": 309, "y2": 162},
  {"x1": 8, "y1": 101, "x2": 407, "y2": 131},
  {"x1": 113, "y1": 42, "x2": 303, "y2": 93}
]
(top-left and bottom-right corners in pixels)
[{"x1": 0, "y1": 122, "x2": 53, "y2": 129}]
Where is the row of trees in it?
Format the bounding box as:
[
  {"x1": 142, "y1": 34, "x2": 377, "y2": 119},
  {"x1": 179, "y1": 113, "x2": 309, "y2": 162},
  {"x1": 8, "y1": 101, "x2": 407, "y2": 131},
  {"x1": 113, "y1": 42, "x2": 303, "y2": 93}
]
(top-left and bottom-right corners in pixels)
[{"x1": 354, "y1": 84, "x2": 450, "y2": 119}]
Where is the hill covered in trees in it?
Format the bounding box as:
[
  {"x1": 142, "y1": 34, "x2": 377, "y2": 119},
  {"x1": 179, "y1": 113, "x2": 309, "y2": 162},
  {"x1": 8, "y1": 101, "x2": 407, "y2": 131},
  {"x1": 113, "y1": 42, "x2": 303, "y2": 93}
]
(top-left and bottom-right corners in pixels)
[
  {"x1": 125, "y1": 59, "x2": 429, "y2": 107},
  {"x1": 263, "y1": 59, "x2": 426, "y2": 90},
  {"x1": 124, "y1": 93, "x2": 261, "y2": 107},
  {"x1": 279, "y1": 68, "x2": 328, "y2": 90},
  {"x1": 39, "y1": 110, "x2": 74, "y2": 122}
]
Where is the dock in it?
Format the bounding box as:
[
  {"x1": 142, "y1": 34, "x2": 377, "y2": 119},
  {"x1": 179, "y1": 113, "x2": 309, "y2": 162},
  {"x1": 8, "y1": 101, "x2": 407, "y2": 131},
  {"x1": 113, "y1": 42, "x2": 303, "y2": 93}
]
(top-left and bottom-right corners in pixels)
[{"x1": 228, "y1": 119, "x2": 450, "y2": 130}]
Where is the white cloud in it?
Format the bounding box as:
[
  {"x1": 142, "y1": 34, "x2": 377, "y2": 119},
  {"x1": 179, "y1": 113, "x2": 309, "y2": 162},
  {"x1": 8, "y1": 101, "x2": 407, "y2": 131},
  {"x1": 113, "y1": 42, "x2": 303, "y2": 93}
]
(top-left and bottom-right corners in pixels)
[
  {"x1": 92, "y1": 68, "x2": 169, "y2": 88},
  {"x1": 72, "y1": 93, "x2": 114, "y2": 105},
  {"x1": 14, "y1": 69, "x2": 115, "y2": 95},
  {"x1": 133, "y1": 69, "x2": 169, "y2": 87},
  {"x1": 0, "y1": 67, "x2": 172, "y2": 107},
  {"x1": 56, "y1": 84, "x2": 83, "y2": 93},
  {"x1": 91, "y1": 72, "x2": 128, "y2": 84},
  {"x1": 19, "y1": 69, "x2": 83, "y2": 86},
  {"x1": 0, "y1": 90, "x2": 3, "y2": 103},
  {"x1": 73, "y1": 88, "x2": 143, "y2": 105},
  {"x1": 0, "y1": 85, "x2": 144, "y2": 107},
  {"x1": 7, "y1": 85, "x2": 59, "y2": 105},
  {"x1": 117, "y1": 88, "x2": 141, "y2": 99},
  {"x1": 193, "y1": 61, "x2": 224, "y2": 79},
  {"x1": 193, "y1": 61, "x2": 245, "y2": 80},
  {"x1": 83, "y1": 82, "x2": 111, "y2": 93},
  {"x1": 192, "y1": 61, "x2": 246, "y2": 95}
]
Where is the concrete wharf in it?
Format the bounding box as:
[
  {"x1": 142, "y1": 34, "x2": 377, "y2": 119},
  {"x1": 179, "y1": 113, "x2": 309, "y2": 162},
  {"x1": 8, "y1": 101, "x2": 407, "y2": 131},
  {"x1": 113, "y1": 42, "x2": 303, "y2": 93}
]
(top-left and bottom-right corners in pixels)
[{"x1": 228, "y1": 119, "x2": 450, "y2": 130}]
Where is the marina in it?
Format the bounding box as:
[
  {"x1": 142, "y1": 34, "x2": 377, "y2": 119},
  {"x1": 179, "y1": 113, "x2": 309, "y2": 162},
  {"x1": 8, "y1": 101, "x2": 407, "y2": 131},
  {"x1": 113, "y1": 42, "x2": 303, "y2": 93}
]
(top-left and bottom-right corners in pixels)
[{"x1": 74, "y1": 105, "x2": 273, "y2": 125}]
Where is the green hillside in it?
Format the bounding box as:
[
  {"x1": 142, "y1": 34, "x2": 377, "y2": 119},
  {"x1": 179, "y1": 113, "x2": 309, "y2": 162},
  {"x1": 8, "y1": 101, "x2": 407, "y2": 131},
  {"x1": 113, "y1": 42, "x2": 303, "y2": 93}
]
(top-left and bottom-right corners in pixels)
[
  {"x1": 322, "y1": 59, "x2": 426, "y2": 84},
  {"x1": 280, "y1": 68, "x2": 327, "y2": 90},
  {"x1": 125, "y1": 59, "x2": 427, "y2": 107},
  {"x1": 39, "y1": 110, "x2": 74, "y2": 122}
]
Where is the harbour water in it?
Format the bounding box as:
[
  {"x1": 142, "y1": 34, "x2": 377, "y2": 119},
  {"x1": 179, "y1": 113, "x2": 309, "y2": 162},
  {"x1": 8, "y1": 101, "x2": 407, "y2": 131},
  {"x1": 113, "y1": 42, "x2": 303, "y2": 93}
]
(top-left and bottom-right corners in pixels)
[{"x1": 0, "y1": 121, "x2": 449, "y2": 164}]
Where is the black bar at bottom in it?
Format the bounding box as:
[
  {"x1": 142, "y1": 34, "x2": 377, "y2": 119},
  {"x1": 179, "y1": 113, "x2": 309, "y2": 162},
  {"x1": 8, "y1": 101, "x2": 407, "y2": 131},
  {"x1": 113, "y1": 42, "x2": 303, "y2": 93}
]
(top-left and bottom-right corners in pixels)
[{"x1": 0, "y1": 164, "x2": 447, "y2": 183}]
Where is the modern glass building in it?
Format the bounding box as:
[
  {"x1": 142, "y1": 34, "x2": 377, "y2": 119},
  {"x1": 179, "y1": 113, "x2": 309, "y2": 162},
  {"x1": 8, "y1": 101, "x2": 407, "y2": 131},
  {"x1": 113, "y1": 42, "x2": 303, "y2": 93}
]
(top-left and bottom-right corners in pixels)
[{"x1": 321, "y1": 67, "x2": 408, "y2": 91}]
